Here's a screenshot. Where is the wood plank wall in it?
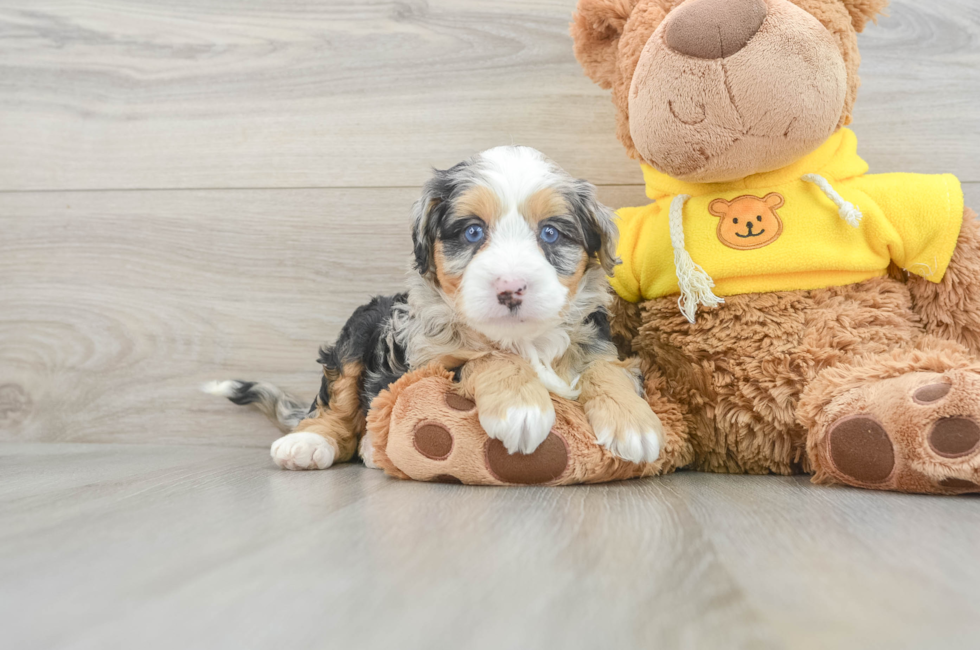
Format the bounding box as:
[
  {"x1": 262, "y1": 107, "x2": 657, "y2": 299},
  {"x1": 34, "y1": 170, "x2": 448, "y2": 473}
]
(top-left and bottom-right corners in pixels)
[{"x1": 1, "y1": 0, "x2": 978, "y2": 446}]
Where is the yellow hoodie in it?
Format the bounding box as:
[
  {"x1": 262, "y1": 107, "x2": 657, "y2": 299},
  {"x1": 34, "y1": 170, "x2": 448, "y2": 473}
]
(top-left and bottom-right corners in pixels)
[{"x1": 612, "y1": 129, "x2": 964, "y2": 320}]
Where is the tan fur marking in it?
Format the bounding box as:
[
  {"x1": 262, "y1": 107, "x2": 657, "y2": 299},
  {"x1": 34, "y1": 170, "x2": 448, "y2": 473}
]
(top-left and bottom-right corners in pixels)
[
  {"x1": 292, "y1": 361, "x2": 365, "y2": 463},
  {"x1": 559, "y1": 254, "x2": 589, "y2": 297},
  {"x1": 579, "y1": 359, "x2": 663, "y2": 447},
  {"x1": 460, "y1": 353, "x2": 553, "y2": 423},
  {"x1": 455, "y1": 184, "x2": 501, "y2": 224},
  {"x1": 521, "y1": 187, "x2": 568, "y2": 225},
  {"x1": 434, "y1": 240, "x2": 461, "y2": 297}
]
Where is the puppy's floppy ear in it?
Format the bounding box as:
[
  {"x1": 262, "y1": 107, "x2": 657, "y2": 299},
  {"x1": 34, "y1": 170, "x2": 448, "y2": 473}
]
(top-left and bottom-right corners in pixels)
[
  {"x1": 411, "y1": 167, "x2": 458, "y2": 276},
  {"x1": 568, "y1": 179, "x2": 621, "y2": 276},
  {"x1": 840, "y1": 0, "x2": 889, "y2": 32},
  {"x1": 571, "y1": 0, "x2": 639, "y2": 89}
]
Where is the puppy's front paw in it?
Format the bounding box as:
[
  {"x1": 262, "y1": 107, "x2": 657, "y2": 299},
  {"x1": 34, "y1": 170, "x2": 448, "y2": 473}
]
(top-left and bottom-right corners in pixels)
[
  {"x1": 271, "y1": 431, "x2": 337, "y2": 470},
  {"x1": 479, "y1": 399, "x2": 556, "y2": 455},
  {"x1": 587, "y1": 396, "x2": 664, "y2": 464}
]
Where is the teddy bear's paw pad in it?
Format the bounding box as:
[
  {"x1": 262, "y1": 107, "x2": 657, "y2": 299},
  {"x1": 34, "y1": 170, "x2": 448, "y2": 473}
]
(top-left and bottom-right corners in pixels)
[
  {"x1": 928, "y1": 418, "x2": 980, "y2": 458},
  {"x1": 819, "y1": 370, "x2": 980, "y2": 493},
  {"x1": 445, "y1": 392, "x2": 476, "y2": 412},
  {"x1": 913, "y1": 383, "x2": 952, "y2": 404},
  {"x1": 413, "y1": 423, "x2": 454, "y2": 461},
  {"x1": 827, "y1": 416, "x2": 895, "y2": 485},
  {"x1": 484, "y1": 433, "x2": 569, "y2": 485}
]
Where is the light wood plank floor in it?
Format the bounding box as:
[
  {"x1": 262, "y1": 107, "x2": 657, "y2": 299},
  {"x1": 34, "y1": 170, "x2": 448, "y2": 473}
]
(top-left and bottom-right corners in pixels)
[
  {"x1": 2, "y1": 444, "x2": 979, "y2": 650},
  {"x1": 2, "y1": 1, "x2": 979, "y2": 648}
]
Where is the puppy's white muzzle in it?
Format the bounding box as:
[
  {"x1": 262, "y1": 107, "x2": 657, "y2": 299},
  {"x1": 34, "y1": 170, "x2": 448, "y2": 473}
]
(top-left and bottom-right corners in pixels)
[{"x1": 459, "y1": 213, "x2": 568, "y2": 341}]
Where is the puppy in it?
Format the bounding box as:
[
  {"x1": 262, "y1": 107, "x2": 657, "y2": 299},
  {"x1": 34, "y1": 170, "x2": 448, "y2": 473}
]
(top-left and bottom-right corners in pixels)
[{"x1": 206, "y1": 146, "x2": 664, "y2": 470}]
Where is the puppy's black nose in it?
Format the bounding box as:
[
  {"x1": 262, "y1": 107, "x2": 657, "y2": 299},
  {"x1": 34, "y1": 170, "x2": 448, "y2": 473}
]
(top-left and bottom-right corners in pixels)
[
  {"x1": 664, "y1": 0, "x2": 767, "y2": 59},
  {"x1": 497, "y1": 290, "x2": 523, "y2": 311},
  {"x1": 494, "y1": 278, "x2": 526, "y2": 312}
]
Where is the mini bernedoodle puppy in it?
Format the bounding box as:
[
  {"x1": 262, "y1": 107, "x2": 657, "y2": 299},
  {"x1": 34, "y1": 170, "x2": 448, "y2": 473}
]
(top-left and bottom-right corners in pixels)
[{"x1": 207, "y1": 146, "x2": 664, "y2": 470}]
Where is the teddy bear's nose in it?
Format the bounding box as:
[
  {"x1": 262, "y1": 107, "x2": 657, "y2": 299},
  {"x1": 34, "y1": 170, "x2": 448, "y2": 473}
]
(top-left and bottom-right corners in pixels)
[{"x1": 664, "y1": 0, "x2": 768, "y2": 59}]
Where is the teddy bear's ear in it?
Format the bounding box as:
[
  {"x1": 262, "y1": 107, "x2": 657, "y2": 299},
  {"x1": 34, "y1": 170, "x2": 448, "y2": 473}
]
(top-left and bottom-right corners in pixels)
[
  {"x1": 571, "y1": 0, "x2": 639, "y2": 89},
  {"x1": 708, "y1": 199, "x2": 730, "y2": 217},
  {"x1": 840, "y1": 0, "x2": 889, "y2": 33},
  {"x1": 763, "y1": 193, "x2": 785, "y2": 209}
]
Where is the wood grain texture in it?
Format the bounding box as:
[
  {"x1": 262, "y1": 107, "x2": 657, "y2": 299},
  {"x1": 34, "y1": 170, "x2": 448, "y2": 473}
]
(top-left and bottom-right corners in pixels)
[
  {"x1": 0, "y1": 0, "x2": 977, "y2": 191},
  {"x1": 0, "y1": 187, "x2": 411, "y2": 445},
  {"x1": 2, "y1": 2, "x2": 980, "y2": 647},
  {"x1": 1, "y1": 183, "x2": 978, "y2": 445},
  {"x1": 2, "y1": 443, "x2": 978, "y2": 650}
]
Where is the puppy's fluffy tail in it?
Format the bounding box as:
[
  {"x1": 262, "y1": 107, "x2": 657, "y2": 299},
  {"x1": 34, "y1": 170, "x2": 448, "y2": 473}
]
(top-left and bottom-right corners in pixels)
[{"x1": 202, "y1": 380, "x2": 309, "y2": 432}]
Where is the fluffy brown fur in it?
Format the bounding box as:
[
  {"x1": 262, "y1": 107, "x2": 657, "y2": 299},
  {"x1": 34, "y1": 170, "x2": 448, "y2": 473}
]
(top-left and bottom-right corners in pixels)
[
  {"x1": 572, "y1": 0, "x2": 979, "y2": 494},
  {"x1": 907, "y1": 210, "x2": 980, "y2": 357}
]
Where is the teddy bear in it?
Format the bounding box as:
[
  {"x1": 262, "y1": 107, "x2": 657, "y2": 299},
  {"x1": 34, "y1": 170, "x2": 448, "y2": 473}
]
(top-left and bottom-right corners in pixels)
[
  {"x1": 368, "y1": 0, "x2": 980, "y2": 494},
  {"x1": 569, "y1": 0, "x2": 980, "y2": 494}
]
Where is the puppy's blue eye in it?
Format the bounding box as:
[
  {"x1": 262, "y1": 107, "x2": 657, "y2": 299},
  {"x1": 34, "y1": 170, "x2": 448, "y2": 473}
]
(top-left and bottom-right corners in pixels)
[
  {"x1": 464, "y1": 225, "x2": 484, "y2": 243},
  {"x1": 540, "y1": 226, "x2": 559, "y2": 244}
]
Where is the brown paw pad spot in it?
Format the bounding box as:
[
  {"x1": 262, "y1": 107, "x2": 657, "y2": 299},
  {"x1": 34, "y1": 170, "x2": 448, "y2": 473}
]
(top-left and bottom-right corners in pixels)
[
  {"x1": 445, "y1": 392, "x2": 476, "y2": 412},
  {"x1": 929, "y1": 417, "x2": 980, "y2": 458},
  {"x1": 939, "y1": 477, "x2": 980, "y2": 491},
  {"x1": 828, "y1": 416, "x2": 895, "y2": 484},
  {"x1": 432, "y1": 474, "x2": 463, "y2": 484},
  {"x1": 485, "y1": 434, "x2": 568, "y2": 485},
  {"x1": 913, "y1": 382, "x2": 952, "y2": 404},
  {"x1": 413, "y1": 423, "x2": 453, "y2": 460}
]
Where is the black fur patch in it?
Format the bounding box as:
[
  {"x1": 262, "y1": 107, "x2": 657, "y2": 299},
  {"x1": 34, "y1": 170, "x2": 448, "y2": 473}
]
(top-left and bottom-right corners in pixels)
[
  {"x1": 315, "y1": 293, "x2": 409, "y2": 413},
  {"x1": 538, "y1": 216, "x2": 587, "y2": 276},
  {"x1": 562, "y1": 179, "x2": 619, "y2": 274},
  {"x1": 439, "y1": 216, "x2": 485, "y2": 263},
  {"x1": 225, "y1": 381, "x2": 259, "y2": 405},
  {"x1": 584, "y1": 308, "x2": 611, "y2": 342},
  {"x1": 579, "y1": 307, "x2": 614, "y2": 357},
  {"x1": 413, "y1": 162, "x2": 470, "y2": 275}
]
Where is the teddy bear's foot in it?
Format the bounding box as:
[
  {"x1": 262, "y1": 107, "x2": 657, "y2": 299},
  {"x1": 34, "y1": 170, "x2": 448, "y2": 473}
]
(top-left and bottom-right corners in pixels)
[
  {"x1": 809, "y1": 370, "x2": 980, "y2": 494},
  {"x1": 367, "y1": 367, "x2": 667, "y2": 485}
]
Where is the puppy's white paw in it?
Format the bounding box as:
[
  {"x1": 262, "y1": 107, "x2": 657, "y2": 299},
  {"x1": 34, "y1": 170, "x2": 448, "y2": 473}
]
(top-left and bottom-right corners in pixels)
[
  {"x1": 271, "y1": 432, "x2": 337, "y2": 470},
  {"x1": 588, "y1": 404, "x2": 664, "y2": 464},
  {"x1": 480, "y1": 403, "x2": 556, "y2": 455},
  {"x1": 593, "y1": 426, "x2": 662, "y2": 464}
]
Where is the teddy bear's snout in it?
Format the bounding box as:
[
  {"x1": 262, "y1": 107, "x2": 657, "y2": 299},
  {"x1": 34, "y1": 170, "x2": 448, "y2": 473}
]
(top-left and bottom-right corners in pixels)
[{"x1": 665, "y1": 0, "x2": 767, "y2": 60}]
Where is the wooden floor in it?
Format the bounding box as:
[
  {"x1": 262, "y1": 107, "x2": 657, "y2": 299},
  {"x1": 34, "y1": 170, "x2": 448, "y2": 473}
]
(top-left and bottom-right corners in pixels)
[
  {"x1": 2, "y1": 1, "x2": 979, "y2": 647},
  {"x1": 2, "y1": 444, "x2": 978, "y2": 650}
]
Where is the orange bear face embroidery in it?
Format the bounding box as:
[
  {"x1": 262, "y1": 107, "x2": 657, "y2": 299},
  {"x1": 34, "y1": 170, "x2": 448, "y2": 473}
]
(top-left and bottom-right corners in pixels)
[{"x1": 708, "y1": 193, "x2": 785, "y2": 250}]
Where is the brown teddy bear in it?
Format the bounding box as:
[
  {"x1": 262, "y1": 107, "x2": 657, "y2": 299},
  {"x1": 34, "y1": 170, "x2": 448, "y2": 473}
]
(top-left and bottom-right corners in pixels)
[
  {"x1": 570, "y1": 0, "x2": 980, "y2": 494},
  {"x1": 369, "y1": 0, "x2": 980, "y2": 494}
]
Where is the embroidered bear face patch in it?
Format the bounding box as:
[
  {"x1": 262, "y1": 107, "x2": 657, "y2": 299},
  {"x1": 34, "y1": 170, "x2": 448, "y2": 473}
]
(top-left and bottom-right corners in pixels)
[{"x1": 709, "y1": 193, "x2": 785, "y2": 250}]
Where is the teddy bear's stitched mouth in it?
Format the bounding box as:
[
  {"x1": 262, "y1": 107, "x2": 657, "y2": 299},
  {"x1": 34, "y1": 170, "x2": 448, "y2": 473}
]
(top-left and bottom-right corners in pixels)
[{"x1": 736, "y1": 229, "x2": 765, "y2": 238}]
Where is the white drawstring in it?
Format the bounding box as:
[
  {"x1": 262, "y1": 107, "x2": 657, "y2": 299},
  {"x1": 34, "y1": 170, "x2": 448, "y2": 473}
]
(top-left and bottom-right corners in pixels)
[
  {"x1": 669, "y1": 194, "x2": 724, "y2": 323},
  {"x1": 802, "y1": 174, "x2": 863, "y2": 227}
]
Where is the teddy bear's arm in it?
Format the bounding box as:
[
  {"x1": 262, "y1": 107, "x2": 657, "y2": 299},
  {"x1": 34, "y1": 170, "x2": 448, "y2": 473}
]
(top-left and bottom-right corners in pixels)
[{"x1": 907, "y1": 208, "x2": 980, "y2": 355}]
